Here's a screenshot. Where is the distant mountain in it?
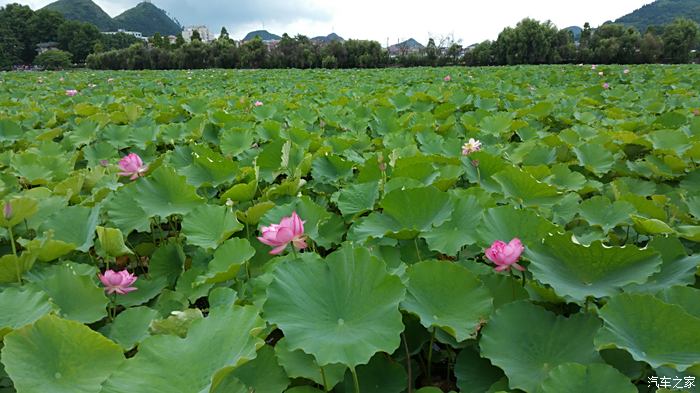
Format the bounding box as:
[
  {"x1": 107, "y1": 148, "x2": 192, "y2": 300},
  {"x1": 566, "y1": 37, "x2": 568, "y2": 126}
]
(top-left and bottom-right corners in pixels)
[
  {"x1": 42, "y1": 0, "x2": 116, "y2": 31},
  {"x1": 114, "y1": 2, "x2": 181, "y2": 36},
  {"x1": 389, "y1": 38, "x2": 424, "y2": 51},
  {"x1": 311, "y1": 33, "x2": 345, "y2": 44},
  {"x1": 615, "y1": 0, "x2": 700, "y2": 32},
  {"x1": 243, "y1": 30, "x2": 282, "y2": 41},
  {"x1": 564, "y1": 26, "x2": 583, "y2": 41}
]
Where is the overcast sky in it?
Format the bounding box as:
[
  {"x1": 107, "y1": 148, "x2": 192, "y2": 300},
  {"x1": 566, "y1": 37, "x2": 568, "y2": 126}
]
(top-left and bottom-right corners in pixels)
[{"x1": 3, "y1": 0, "x2": 654, "y2": 45}]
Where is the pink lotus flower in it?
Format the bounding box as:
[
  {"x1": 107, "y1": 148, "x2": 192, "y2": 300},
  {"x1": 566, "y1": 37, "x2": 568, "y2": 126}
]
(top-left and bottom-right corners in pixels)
[
  {"x1": 3, "y1": 202, "x2": 11, "y2": 220},
  {"x1": 462, "y1": 138, "x2": 482, "y2": 155},
  {"x1": 99, "y1": 269, "x2": 138, "y2": 295},
  {"x1": 118, "y1": 153, "x2": 148, "y2": 180},
  {"x1": 485, "y1": 238, "x2": 525, "y2": 272},
  {"x1": 444, "y1": 75, "x2": 451, "y2": 82},
  {"x1": 602, "y1": 83, "x2": 610, "y2": 89},
  {"x1": 254, "y1": 101, "x2": 263, "y2": 107},
  {"x1": 65, "y1": 89, "x2": 78, "y2": 96},
  {"x1": 591, "y1": 64, "x2": 597, "y2": 70},
  {"x1": 258, "y1": 212, "x2": 307, "y2": 255}
]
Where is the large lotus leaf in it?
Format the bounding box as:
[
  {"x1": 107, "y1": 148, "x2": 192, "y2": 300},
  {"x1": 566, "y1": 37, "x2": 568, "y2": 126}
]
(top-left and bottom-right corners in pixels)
[
  {"x1": 349, "y1": 186, "x2": 453, "y2": 241},
  {"x1": 579, "y1": 196, "x2": 636, "y2": 233},
  {"x1": 422, "y1": 195, "x2": 483, "y2": 256},
  {"x1": 0, "y1": 252, "x2": 36, "y2": 284},
  {"x1": 131, "y1": 166, "x2": 204, "y2": 218},
  {"x1": 574, "y1": 144, "x2": 615, "y2": 175},
  {"x1": 34, "y1": 264, "x2": 108, "y2": 323},
  {"x1": 100, "y1": 306, "x2": 158, "y2": 351},
  {"x1": 196, "y1": 237, "x2": 255, "y2": 285},
  {"x1": 595, "y1": 293, "x2": 700, "y2": 372},
  {"x1": 625, "y1": 236, "x2": 700, "y2": 293},
  {"x1": 149, "y1": 240, "x2": 185, "y2": 286},
  {"x1": 179, "y1": 144, "x2": 237, "y2": 187},
  {"x1": 101, "y1": 305, "x2": 265, "y2": 393},
  {"x1": 480, "y1": 301, "x2": 603, "y2": 393},
  {"x1": 536, "y1": 363, "x2": 637, "y2": 393},
  {"x1": 401, "y1": 261, "x2": 492, "y2": 342},
  {"x1": 525, "y1": 233, "x2": 662, "y2": 301},
  {"x1": 182, "y1": 204, "x2": 243, "y2": 250},
  {"x1": 95, "y1": 226, "x2": 133, "y2": 258},
  {"x1": 264, "y1": 246, "x2": 406, "y2": 368},
  {"x1": 24, "y1": 237, "x2": 76, "y2": 262},
  {"x1": 477, "y1": 205, "x2": 559, "y2": 247},
  {"x1": 0, "y1": 286, "x2": 54, "y2": 339},
  {"x1": 331, "y1": 181, "x2": 380, "y2": 217},
  {"x1": 1, "y1": 314, "x2": 125, "y2": 393},
  {"x1": 104, "y1": 190, "x2": 151, "y2": 235},
  {"x1": 225, "y1": 345, "x2": 289, "y2": 393},
  {"x1": 274, "y1": 338, "x2": 346, "y2": 389},
  {"x1": 454, "y1": 347, "x2": 505, "y2": 393},
  {"x1": 492, "y1": 166, "x2": 561, "y2": 206},
  {"x1": 39, "y1": 205, "x2": 99, "y2": 252},
  {"x1": 115, "y1": 276, "x2": 168, "y2": 308},
  {"x1": 339, "y1": 353, "x2": 407, "y2": 393},
  {"x1": 311, "y1": 154, "x2": 354, "y2": 183},
  {"x1": 0, "y1": 197, "x2": 38, "y2": 228}
]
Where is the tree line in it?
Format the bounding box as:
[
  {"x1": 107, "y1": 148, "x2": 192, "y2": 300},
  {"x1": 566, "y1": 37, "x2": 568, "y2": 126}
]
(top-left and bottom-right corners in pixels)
[
  {"x1": 0, "y1": 3, "x2": 143, "y2": 70},
  {"x1": 2, "y1": 0, "x2": 698, "y2": 71}
]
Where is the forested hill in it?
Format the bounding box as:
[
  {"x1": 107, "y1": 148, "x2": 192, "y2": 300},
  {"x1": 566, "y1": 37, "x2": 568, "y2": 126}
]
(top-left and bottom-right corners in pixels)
[
  {"x1": 615, "y1": 0, "x2": 700, "y2": 31},
  {"x1": 42, "y1": 0, "x2": 116, "y2": 31},
  {"x1": 113, "y1": 2, "x2": 182, "y2": 36}
]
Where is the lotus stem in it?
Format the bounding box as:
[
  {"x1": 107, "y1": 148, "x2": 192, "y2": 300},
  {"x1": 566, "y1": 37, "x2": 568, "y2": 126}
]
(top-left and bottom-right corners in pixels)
[
  {"x1": 427, "y1": 327, "x2": 436, "y2": 382},
  {"x1": 8, "y1": 226, "x2": 21, "y2": 284},
  {"x1": 320, "y1": 366, "x2": 329, "y2": 392},
  {"x1": 351, "y1": 367, "x2": 360, "y2": 393},
  {"x1": 414, "y1": 238, "x2": 422, "y2": 262},
  {"x1": 402, "y1": 332, "x2": 413, "y2": 393},
  {"x1": 520, "y1": 269, "x2": 527, "y2": 288},
  {"x1": 509, "y1": 270, "x2": 516, "y2": 300},
  {"x1": 291, "y1": 246, "x2": 298, "y2": 259}
]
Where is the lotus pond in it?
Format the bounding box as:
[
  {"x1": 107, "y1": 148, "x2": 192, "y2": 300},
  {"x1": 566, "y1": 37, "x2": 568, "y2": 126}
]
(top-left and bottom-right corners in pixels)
[{"x1": 0, "y1": 65, "x2": 699, "y2": 393}]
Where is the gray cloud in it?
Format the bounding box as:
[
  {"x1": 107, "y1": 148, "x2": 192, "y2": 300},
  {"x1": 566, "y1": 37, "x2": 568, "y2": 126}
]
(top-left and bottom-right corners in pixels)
[{"x1": 104, "y1": 0, "x2": 331, "y2": 30}]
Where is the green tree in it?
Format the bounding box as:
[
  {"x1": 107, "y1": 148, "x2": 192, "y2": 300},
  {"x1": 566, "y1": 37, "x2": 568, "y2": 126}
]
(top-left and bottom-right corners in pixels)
[
  {"x1": 425, "y1": 38, "x2": 438, "y2": 65},
  {"x1": 0, "y1": 3, "x2": 35, "y2": 63},
  {"x1": 239, "y1": 37, "x2": 268, "y2": 68},
  {"x1": 174, "y1": 34, "x2": 185, "y2": 48},
  {"x1": 640, "y1": 31, "x2": 663, "y2": 63},
  {"x1": 57, "y1": 20, "x2": 101, "y2": 63},
  {"x1": 219, "y1": 27, "x2": 230, "y2": 41},
  {"x1": 662, "y1": 17, "x2": 699, "y2": 63},
  {"x1": 33, "y1": 49, "x2": 72, "y2": 70},
  {"x1": 589, "y1": 23, "x2": 641, "y2": 64},
  {"x1": 190, "y1": 30, "x2": 202, "y2": 42}
]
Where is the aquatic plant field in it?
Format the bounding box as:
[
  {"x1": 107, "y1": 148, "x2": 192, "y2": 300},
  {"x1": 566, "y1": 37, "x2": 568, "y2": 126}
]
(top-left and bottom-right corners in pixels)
[{"x1": 0, "y1": 65, "x2": 699, "y2": 392}]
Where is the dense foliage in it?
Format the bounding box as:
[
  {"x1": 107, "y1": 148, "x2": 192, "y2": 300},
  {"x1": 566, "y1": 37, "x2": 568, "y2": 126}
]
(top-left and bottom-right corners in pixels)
[
  {"x1": 42, "y1": 0, "x2": 116, "y2": 31},
  {"x1": 0, "y1": 65, "x2": 699, "y2": 392},
  {"x1": 615, "y1": 0, "x2": 700, "y2": 33},
  {"x1": 112, "y1": 2, "x2": 182, "y2": 37},
  {"x1": 32, "y1": 49, "x2": 72, "y2": 70}
]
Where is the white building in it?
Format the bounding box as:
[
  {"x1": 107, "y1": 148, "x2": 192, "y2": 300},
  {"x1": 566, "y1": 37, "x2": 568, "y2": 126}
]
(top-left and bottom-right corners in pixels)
[
  {"x1": 182, "y1": 26, "x2": 213, "y2": 43},
  {"x1": 103, "y1": 29, "x2": 148, "y2": 41}
]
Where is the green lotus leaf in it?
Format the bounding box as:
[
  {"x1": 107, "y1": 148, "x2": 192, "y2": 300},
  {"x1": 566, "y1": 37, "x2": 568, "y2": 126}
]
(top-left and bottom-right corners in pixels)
[
  {"x1": 536, "y1": 363, "x2": 637, "y2": 393},
  {"x1": 477, "y1": 205, "x2": 559, "y2": 247},
  {"x1": 525, "y1": 233, "x2": 662, "y2": 301},
  {"x1": 264, "y1": 246, "x2": 405, "y2": 368},
  {"x1": 0, "y1": 119, "x2": 23, "y2": 142},
  {"x1": 631, "y1": 215, "x2": 675, "y2": 235},
  {"x1": 579, "y1": 196, "x2": 636, "y2": 233},
  {"x1": 196, "y1": 237, "x2": 255, "y2": 284},
  {"x1": 480, "y1": 301, "x2": 602, "y2": 393},
  {"x1": 149, "y1": 240, "x2": 185, "y2": 286},
  {"x1": 677, "y1": 225, "x2": 700, "y2": 242},
  {"x1": 182, "y1": 204, "x2": 243, "y2": 250},
  {"x1": 104, "y1": 189, "x2": 151, "y2": 235},
  {"x1": 224, "y1": 345, "x2": 289, "y2": 393},
  {"x1": 131, "y1": 166, "x2": 205, "y2": 218},
  {"x1": 23, "y1": 237, "x2": 76, "y2": 262},
  {"x1": 479, "y1": 274, "x2": 530, "y2": 309},
  {"x1": 115, "y1": 276, "x2": 168, "y2": 308},
  {"x1": 655, "y1": 286, "x2": 700, "y2": 319},
  {"x1": 221, "y1": 180, "x2": 257, "y2": 203},
  {"x1": 101, "y1": 305, "x2": 265, "y2": 393},
  {"x1": 35, "y1": 264, "x2": 109, "y2": 323},
  {"x1": 0, "y1": 252, "x2": 36, "y2": 283},
  {"x1": 39, "y1": 206, "x2": 99, "y2": 252},
  {"x1": 339, "y1": 353, "x2": 407, "y2": 393},
  {"x1": 625, "y1": 236, "x2": 699, "y2": 293},
  {"x1": 349, "y1": 186, "x2": 453, "y2": 241},
  {"x1": 312, "y1": 154, "x2": 354, "y2": 183},
  {"x1": 149, "y1": 308, "x2": 203, "y2": 338},
  {"x1": 220, "y1": 129, "x2": 255, "y2": 157},
  {"x1": 95, "y1": 226, "x2": 133, "y2": 258},
  {"x1": 331, "y1": 181, "x2": 380, "y2": 217},
  {"x1": 647, "y1": 129, "x2": 691, "y2": 155},
  {"x1": 274, "y1": 337, "x2": 346, "y2": 389},
  {"x1": 0, "y1": 286, "x2": 54, "y2": 339},
  {"x1": 1, "y1": 314, "x2": 125, "y2": 393},
  {"x1": 492, "y1": 166, "x2": 561, "y2": 206},
  {"x1": 574, "y1": 144, "x2": 615, "y2": 175},
  {"x1": 454, "y1": 347, "x2": 505, "y2": 393},
  {"x1": 422, "y1": 194, "x2": 483, "y2": 256},
  {"x1": 179, "y1": 144, "x2": 237, "y2": 187},
  {"x1": 0, "y1": 197, "x2": 38, "y2": 228},
  {"x1": 401, "y1": 261, "x2": 492, "y2": 342},
  {"x1": 595, "y1": 293, "x2": 700, "y2": 372},
  {"x1": 101, "y1": 306, "x2": 158, "y2": 351},
  {"x1": 479, "y1": 113, "x2": 513, "y2": 135}
]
